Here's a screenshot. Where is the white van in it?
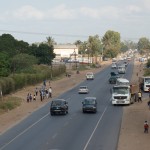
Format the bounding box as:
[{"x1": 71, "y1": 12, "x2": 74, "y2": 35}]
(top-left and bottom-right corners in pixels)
[
  {"x1": 116, "y1": 78, "x2": 129, "y2": 86},
  {"x1": 86, "y1": 72, "x2": 94, "y2": 80},
  {"x1": 118, "y1": 65, "x2": 126, "y2": 74}
]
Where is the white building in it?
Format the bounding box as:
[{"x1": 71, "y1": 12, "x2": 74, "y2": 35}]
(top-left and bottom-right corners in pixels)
[{"x1": 54, "y1": 44, "x2": 78, "y2": 59}]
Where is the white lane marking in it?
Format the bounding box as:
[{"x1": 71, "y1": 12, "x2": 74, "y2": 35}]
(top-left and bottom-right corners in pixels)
[
  {"x1": 0, "y1": 113, "x2": 49, "y2": 150},
  {"x1": 52, "y1": 133, "x2": 58, "y2": 139},
  {"x1": 83, "y1": 106, "x2": 108, "y2": 150}
]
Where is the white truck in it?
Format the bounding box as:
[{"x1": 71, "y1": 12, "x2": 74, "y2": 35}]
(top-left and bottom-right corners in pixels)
[
  {"x1": 116, "y1": 78, "x2": 129, "y2": 86},
  {"x1": 118, "y1": 65, "x2": 126, "y2": 74},
  {"x1": 111, "y1": 84, "x2": 138, "y2": 105},
  {"x1": 139, "y1": 76, "x2": 150, "y2": 92}
]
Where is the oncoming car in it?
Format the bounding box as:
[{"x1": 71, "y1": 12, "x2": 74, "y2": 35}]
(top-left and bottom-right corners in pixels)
[
  {"x1": 86, "y1": 72, "x2": 94, "y2": 80},
  {"x1": 82, "y1": 97, "x2": 97, "y2": 113},
  {"x1": 78, "y1": 86, "x2": 89, "y2": 94}
]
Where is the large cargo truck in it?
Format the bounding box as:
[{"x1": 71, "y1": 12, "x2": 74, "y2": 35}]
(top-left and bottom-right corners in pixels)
[
  {"x1": 139, "y1": 76, "x2": 150, "y2": 92},
  {"x1": 111, "y1": 84, "x2": 138, "y2": 105}
]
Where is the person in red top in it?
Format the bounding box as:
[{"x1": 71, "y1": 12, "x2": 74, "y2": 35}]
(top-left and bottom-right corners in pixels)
[{"x1": 144, "y1": 121, "x2": 149, "y2": 133}]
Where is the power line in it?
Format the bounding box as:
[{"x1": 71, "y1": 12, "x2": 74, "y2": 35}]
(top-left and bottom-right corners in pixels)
[
  {"x1": 0, "y1": 29, "x2": 149, "y2": 41},
  {"x1": 0, "y1": 29, "x2": 88, "y2": 38}
]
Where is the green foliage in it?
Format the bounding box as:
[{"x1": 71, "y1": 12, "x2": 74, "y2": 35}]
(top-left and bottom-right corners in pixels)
[
  {"x1": 0, "y1": 52, "x2": 11, "y2": 77},
  {"x1": 146, "y1": 59, "x2": 150, "y2": 68},
  {"x1": 46, "y1": 36, "x2": 57, "y2": 46},
  {"x1": 87, "y1": 35, "x2": 102, "y2": 57},
  {"x1": 0, "y1": 97, "x2": 22, "y2": 113},
  {"x1": 120, "y1": 42, "x2": 128, "y2": 52},
  {"x1": 138, "y1": 37, "x2": 150, "y2": 54},
  {"x1": 0, "y1": 77, "x2": 15, "y2": 94},
  {"x1": 0, "y1": 64, "x2": 66, "y2": 95},
  {"x1": 124, "y1": 40, "x2": 137, "y2": 50},
  {"x1": 11, "y1": 54, "x2": 38, "y2": 73},
  {"x1": 144, "y1": 68, "x2": 150, "y2": 76},
  {"x1": 102, "y1": 30, "x2": 121, "y2": 58},
  {"x1": 30, "y1": 43, "x2": 55, "y2": 65}
]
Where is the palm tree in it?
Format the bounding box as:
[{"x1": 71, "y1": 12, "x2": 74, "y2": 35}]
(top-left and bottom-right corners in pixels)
[{"x1": 46, "y1": 36, "x2": 57, "y2": 47}]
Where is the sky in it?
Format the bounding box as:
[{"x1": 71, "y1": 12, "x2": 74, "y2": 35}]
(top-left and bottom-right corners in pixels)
[{"x1": 0, "y1": 0, "x2": 150, "y2": 44}]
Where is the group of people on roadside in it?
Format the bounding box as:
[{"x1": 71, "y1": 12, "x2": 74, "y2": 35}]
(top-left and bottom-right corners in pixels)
[
  {"x1": 26, "y1": 93, "x2": 36, "y2": 102},
  {"x1": 39, "y1": 86, "x2": 52, "y2": 101},
  {"x1": 26, "y1": 80, "x2": 52, "y2": 102}
]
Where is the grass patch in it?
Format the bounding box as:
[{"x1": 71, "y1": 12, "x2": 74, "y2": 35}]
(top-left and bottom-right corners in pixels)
[{"x1": 0, "y1": 97, "x2": 22, "y2": 114}]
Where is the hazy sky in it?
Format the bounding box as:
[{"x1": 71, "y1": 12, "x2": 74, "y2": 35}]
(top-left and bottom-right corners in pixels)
[{"x1": 0, "y1": 0, "x2": 150, "y2": 44}]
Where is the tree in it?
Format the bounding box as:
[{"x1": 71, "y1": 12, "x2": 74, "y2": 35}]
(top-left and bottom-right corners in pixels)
[
  {"x1": 0, "y1": 52, "x2": 10, "y2": 77},
  {"x1": 138, "y1": 37, "x2": 150, "y2": 54},
  {"x1": 36, "y1": 43, "x2": 55, "y2": 65},
  {"x1": 46, "y1": 36, "x2": 57, "y2": 47},
  {"x1": 11, "y1": 54, "x2": 38, "y2": 73},
  {"x1": 102, "y1": 30, "x2": 121, "y2": 58},
  {"x1": 87, "y1": 35, "x2": 102, "y2": 57},
  {"x1": 0, "y1": 34, "x2": 17, "y2": 56},
  {"x1": 124, "y1": 40, "x2": 137, "y2": 50},
  {"x1": 120, "y1": 42, "x2": 128, "y2": 53},
  {"x1": 0, "y1": 34, "x2": 29, "y2": 56}
]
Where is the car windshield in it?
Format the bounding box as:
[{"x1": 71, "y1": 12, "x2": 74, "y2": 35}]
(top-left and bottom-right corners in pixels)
[
  {"x1": 87, "y1": 73, "x2": 93, "y2": 75},
  {"x1": 145, "y1": 78, "x2": 150, "y2": 84},
  {"x1": 83, "y1": 99, "x2": 96, "y2": 104},
  {"x1": 52, "y1": 100, "x2": 64, "y2": 106},
  {"x1": 113, "y1": 87, "x2": 129, "y2": 94},
  {"x1": 80, "y1": 86, "x2": 87, "y2": 89}
]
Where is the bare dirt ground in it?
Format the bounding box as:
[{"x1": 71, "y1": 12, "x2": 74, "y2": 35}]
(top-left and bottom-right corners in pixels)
[
  {"x1": 1, "y1": 60, "x2": 150, "y2": 150},
  {"x1": 117, "y1": 60, "x2": 150, "y2": 150}
]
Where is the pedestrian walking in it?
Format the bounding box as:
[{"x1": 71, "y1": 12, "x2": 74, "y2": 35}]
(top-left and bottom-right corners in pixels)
[
  {"x1": 43, "y1": 80, "x2": 46, "y2": 87},
  {"x1": 144, "y1": 121, "x2": 149, "y2": 133},
  {"x1": 147, "y1": 100, "x2": 150, "y2": 110},
  {"x1": 45, "y1": 89, "x2": 49, "y2": 99},
  {"x1": 27, "y1": 93, "x2": 30, "y2": 103},
  {"x1": 40, "y1": 91, "x2": 43, "y2": 101},
  {"x1": 29, "y1": 93, "x2": 32, "y2": 102},
  {"x1": 48, "y1": 87, "x2": 52, "y2": 98},
  {"x1": 138, "y1": 91, "x2": 142, "y2": 102},
  {"x1": 35, "y1": 87, "x2": 38, "y2": 96},
  {"x1": 33, "y1": 94, "x2": 36, "y2": 101}
]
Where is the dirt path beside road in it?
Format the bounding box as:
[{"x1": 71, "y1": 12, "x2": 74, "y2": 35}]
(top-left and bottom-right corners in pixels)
[{"x1": 117, "y1": 60, "x2": 150, "y2": 150}]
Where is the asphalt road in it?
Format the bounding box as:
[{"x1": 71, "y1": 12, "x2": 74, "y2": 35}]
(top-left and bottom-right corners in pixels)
[{"x1": 0, "y1": 60, "x2": 134, "y2": 150}]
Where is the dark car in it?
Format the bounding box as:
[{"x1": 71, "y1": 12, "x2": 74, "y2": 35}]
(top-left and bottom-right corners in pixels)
[
  {"x1": 109, "y1": 76, "x2": 118, "y2": 84},
  {"x1": 50, "y1": 99, "x2": 68, "y2": 115},
  {"x1": 82, "y1": 97, "x2": 97, "y2": 113}
]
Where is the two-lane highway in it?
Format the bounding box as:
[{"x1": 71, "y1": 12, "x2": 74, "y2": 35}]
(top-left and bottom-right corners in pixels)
[{"x1": 0, "y1": 60, "x2": 134, "y2": 150}]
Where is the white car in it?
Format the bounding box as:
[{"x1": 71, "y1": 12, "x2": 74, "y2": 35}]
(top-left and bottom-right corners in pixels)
[
  {"x1": 78, "y1": 86, "x2": 89, "y2": 94},
  {"x1": 86, "y1": 72, "x2": 94, "y2": 80},
  {"x1": 111, "y1": 63, "x2": 117, "y2": 69}
]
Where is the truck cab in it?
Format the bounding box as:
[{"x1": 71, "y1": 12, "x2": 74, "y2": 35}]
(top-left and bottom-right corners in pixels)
[
  {"x1": 111, "y1": 84, "x2": 138, "y2": 105},
  {"x1": 118, "y1": 65, "x2": 126, "y2": 74},
  {"x1": 139, "y1": 76, "x2": 150, "y2": 92},
  {"x1": 112, "y1": 85, "x2": 131, "y2": 105}
]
